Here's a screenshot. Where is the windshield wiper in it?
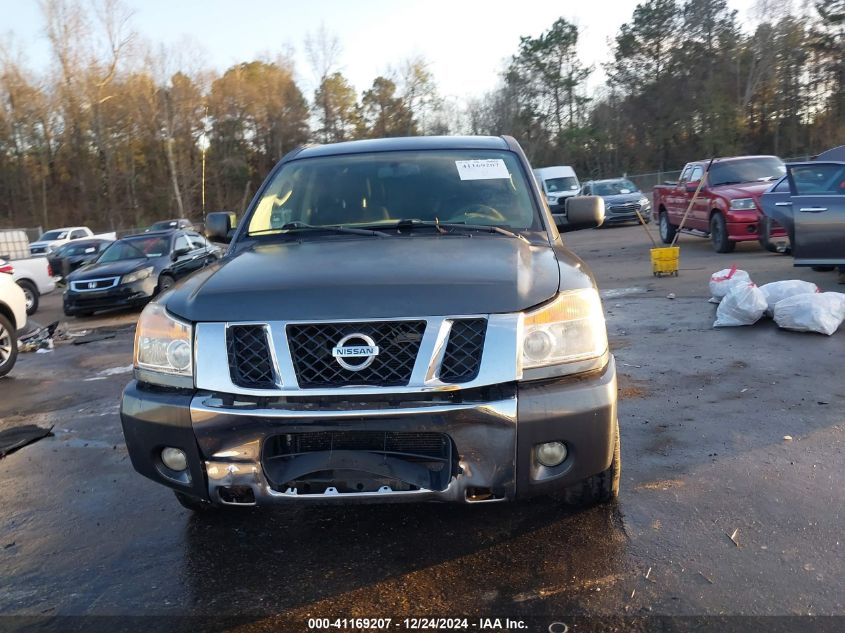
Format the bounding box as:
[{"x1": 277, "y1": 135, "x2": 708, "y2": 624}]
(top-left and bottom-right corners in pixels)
[
  {"x1": 249, "y1": 222, "x2": 390, "y2": 237},
  {"x1": 369, "y1": 219, "x2": 529, "y2": 242}
]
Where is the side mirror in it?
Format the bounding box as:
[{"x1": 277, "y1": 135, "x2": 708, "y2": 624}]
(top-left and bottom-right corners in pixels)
[
  {"x1": 685, "y1": 181, "x2": 701, "y2": 193},
  {"x1": 565, "y1": 196, "x2": 605, "y2": 230},
  {"x1": 172, "y1": 247, "x2": 191, "y2": 261},
  {"x1": 205, "y1": 212, "x2": 237, "y2": 243}
]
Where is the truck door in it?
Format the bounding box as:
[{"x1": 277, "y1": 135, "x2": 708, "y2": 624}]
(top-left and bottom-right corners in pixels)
[
  {"x1": 686, "y1": 164, "x2": 709, "y2": 230},
  {"x1": 670, "y1": 165, "x2": 693, "y2": 222},
  {"x1": 788, "y1": 162, "x2": 845, "y2": 266}
]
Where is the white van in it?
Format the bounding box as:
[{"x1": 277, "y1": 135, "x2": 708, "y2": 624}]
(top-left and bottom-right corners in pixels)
[{"x1": 533, "y1": 166, "x2": 581, "y2": 225}]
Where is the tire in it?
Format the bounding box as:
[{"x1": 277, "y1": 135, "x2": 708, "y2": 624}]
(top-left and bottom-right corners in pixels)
[
  {"x1": 561, "y1": 421, "x2": 621, "y2": 507},
  {"x1": 758, "y1": 216, "x2": 779, "y2": 253},
  {"x1": 658, "y1": 211, "x2": 676, "y2": 244},
  {"x1": 0, "y1": 314, "x2": 18, "y2": 378},
  {"x1": 174, "y1": 491, "x2": 217, "y2": 512},
  {"x1": 17, "y1": 280, "x2": 39, "y2": 316},
  {"x1": 157, "y1": 274, "x2": 175, "y2": 294},
  {"x1": 710, "y1": 212, "x2": 735, "y2": 253}
]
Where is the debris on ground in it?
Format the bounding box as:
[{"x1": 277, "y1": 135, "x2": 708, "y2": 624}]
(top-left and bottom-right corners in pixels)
[
  {"x1": 709, "y1": 266, "x2": 751, "y2": 303},
  {"x1": 18, "y1": 321, "x2": 60, "y2": 353},
  {"x1": 0, "y1": 425, "x2": 54, "y2": 458},
  {"x1": 667, "y1": 293, "x2": 676, "y2": 300},
  {"x1": 72, "y1": 332, "x2": 117, "y2": 345},
  {"x1": 713, "y1": 282, "x2": 767, "y2": 327},
  {"x1": 773, "y1": 292, "x2": 845, "y2": 336},
  {"x1": 784, "y1": 435, "x2": 793, "y2": 441},
  {"x1": 727, "y1": 529, "x2": 740, "y2": 547},
  {"x1": 759, "y1": 280, "x2": 820, "y2": 315}
]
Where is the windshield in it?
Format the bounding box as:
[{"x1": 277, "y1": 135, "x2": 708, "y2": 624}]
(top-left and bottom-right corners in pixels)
[
  {"x1": 545, "y1": 177, "x2": 579, "y2": 193},
  {"x1": 709, "y1": 157, "x2": 785, "y2": 187},
  {"x1": 98, "y1": 236, "x2": 170, "y2": 263},
  {"x1": 151, "y1": 221, "x2": 180, "y2": 230},
  {"x1": 592, "y1": 180, "x2": 639, "y2": 196},
  {"x1": 246, "y1": 150, "x2": 541, "y2": 235},
  {"x1": 39, "y1": 230, "x2": 68, "y2": 241},
  {"x1": 63, "y1": 242, "x2": 102, "y2": 256}
]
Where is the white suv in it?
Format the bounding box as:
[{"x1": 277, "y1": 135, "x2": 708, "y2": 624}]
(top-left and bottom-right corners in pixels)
[{"x1": 0, "y1": 272, "x2": 26, "y2": 377}]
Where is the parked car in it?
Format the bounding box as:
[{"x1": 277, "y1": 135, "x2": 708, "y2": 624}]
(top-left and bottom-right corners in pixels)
[
  {"x1": 63, "y1": 229, "x2": 220, "y2": 317},
  {"x1": 581, "y1": 178, "x2": 651, "y2": 225},
  {"x1": 0, "y1": 271, "x2": 26, "y2": 377},
  {"x1": 147, "y1": 218, "x2": 194, "y2": 232},
  {"x1": 760, "y1": 146, "x2": 845, "y2": 282},
  {"x1": 120, "y1": 135, "x2": 620, "y2": 513},
  {"x1": 48, "y1": 239, "x2": 113, "y2": 280},
  {"x1": 534, "y1": 165, "x2": 581, "y2": 226},
  {"x1": 29, "y1": 226, "x2": 118, "y2": 256},
  {"x1": 652, "y1": 156, "x2": 788, "y2": 252},
  {"x1": 0, "y1": 257, "x2": 56, "y2": 315}
]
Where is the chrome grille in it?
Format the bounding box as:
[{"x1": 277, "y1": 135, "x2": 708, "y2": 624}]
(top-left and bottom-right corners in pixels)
[
  {"x1": 287, "y1": 321, "x2": 425, "y2": 388},
  {"x1": 608, "y1": 202, "x2": 641, "y2": 214},
  {"x1": 226, "y1": 325, "x2": 276, "y2": 389},
  {"x1": 440, "y1": 319, "x2": 486, "y2": 383},
  {"x1": 69, "y1": 277, "x2": 119, "y2": 292}
]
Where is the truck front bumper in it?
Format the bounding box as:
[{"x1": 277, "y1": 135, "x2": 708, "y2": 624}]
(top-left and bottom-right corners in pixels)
[{"x1": 120, "y1": 358, "x2": 617, "y2": 505}]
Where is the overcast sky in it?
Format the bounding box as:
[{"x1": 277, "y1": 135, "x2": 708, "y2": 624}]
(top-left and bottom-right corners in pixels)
[{"x1": 1, "y1": 0, "x2": 759, "y2": 99}]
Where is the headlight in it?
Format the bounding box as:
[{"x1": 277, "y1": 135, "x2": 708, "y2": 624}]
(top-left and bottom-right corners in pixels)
[
  {"x1": 730, "y1": 198, "x2": 757, "y2": 211},
  {"x1": 547, "y1": 196, "x2": 558, "y2": 205},
  {"x1": 122, "y1": 266, "x2": 154, "y2": 284},
  {"x1": 639, "y1": 197, "x2": 651, "y2": 207},
  {"x1": 521, "y1": 288, "x2": 608, "y2": 373},
  {"x1": 133, "y1": 302, "x2": 193, "y2": 388}
]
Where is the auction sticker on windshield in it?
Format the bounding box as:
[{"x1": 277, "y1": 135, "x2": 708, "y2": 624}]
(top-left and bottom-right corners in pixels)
[{"x1": 455, "y1": 159, "x2": 510, "y2": 180}]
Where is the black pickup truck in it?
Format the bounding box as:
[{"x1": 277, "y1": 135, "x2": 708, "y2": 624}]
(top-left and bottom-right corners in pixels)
[{"x1": 120, "y1": 136, "x2": 620, "y2": 511}]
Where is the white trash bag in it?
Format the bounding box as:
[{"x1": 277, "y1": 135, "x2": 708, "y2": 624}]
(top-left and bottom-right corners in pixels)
[
  {"x1": 773, "y1": 292, "x2": 845, "y2": 336},
  {"x1": 759, "y1": 280, "x2": 820, "y2": 315},
  {"x1": 713, "y1": 282, "x2": 768, "y2": 327},
  {"x1": 709, "y1": 266, "x2": 751, "y2": 304}
]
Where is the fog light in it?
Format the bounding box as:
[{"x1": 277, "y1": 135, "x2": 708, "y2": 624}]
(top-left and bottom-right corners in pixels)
[
  {"x1": 161, "y1": 447, "x2": 188, "y2": 471},
  {"x1": 536, "y1": 441, "x2": 567, "y2": 467}
]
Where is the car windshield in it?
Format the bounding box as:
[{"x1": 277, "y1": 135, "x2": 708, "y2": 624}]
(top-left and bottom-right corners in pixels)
[
  {"x1": 592, "y1": 180, "x2": 639, "y2": 195},
  {"x1": 63, "y1": 242, "x2": 101, "y2": 256},
  {"x1": 39, "y1": 230, "x2": 68, "y2": 241},
  {"x1": 98, "y1": 236, "x2": 170, "y2": 262},
  {"x1": 709, "y1": 157, "x2": 785, "y2": 186},
  {"x1": 545, "y1": 177, "x2": 579, "y2": 192},
  {"x1": 246, "y1": 150, "x2": 541, "y2": 235},
  {"x1": 151, "y1": 221, "x2": 180, "y2": 230}
]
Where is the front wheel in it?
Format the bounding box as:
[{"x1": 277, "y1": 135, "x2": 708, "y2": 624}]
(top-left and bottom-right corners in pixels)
[
  {"x1": 17, "y1": 280, "x2": 39, "y2": 316},
  {"x1": 710, "y1": 213, "x2": 735, "y2": 253},
  {"x1": 560, "y1": 421, "x2": 621, "y2": 507},
  {"x1": 0, "y1": 314, "x2": 19, "y2": 378},
  {"x1": 157, "y1": 274, "x2": 175, "y2": 294},
  {"x1": 659, "y1": 211, "x2": 676, "y2": 244}
]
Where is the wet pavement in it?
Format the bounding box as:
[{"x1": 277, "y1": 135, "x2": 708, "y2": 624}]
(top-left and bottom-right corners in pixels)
[{"x1": 1, "y1": 227, "x2": 843, "y2": 630}]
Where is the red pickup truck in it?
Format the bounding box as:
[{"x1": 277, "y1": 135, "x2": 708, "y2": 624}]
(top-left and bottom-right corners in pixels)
[{"x1": 652, "y1": 156, "x2": 788, "y2": 253}]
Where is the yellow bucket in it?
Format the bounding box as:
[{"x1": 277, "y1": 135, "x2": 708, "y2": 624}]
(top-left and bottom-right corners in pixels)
[{"x1": 650, "y1": 246, "x2": 679, "y2": 277}]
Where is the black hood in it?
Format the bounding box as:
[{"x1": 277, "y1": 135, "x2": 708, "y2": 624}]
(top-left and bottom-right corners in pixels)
[
  {"x1": 67, "y1": 258, "x2": 155, "y2": 280},
  {"x1": 165, "y1": 236, "x2": 564, "y2": 322}
]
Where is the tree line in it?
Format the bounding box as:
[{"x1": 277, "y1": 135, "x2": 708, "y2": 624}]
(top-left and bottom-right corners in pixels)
[{"x1": 0, "y1": 0, "x2": 842, "y2": 231}]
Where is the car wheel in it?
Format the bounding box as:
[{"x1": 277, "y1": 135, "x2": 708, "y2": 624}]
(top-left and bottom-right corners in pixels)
[
  {"x1": 0, "y1": 314, "x2": 18, "y2": 378},
  {"x1": 174, "y1": 491, "x2": 218, "y2": 512},
  {"x1": 157, "y1": 274, "x2": 175, "y2": 294},
  {"x1": 659, "y1": 211, "x2": 676, "y2": 244},
  {"x1": 559, "y1": 420, "x2": 621, "y2": 507},
  {"x1": 17, "y1": 280, "x2": 39, "y2": 316},
  {"x1": 710, "y1": 212, "x2": 735, "y2": 253},
  {"x1": 758, "y1": 216, "x2": 780, "y2": 253}
]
